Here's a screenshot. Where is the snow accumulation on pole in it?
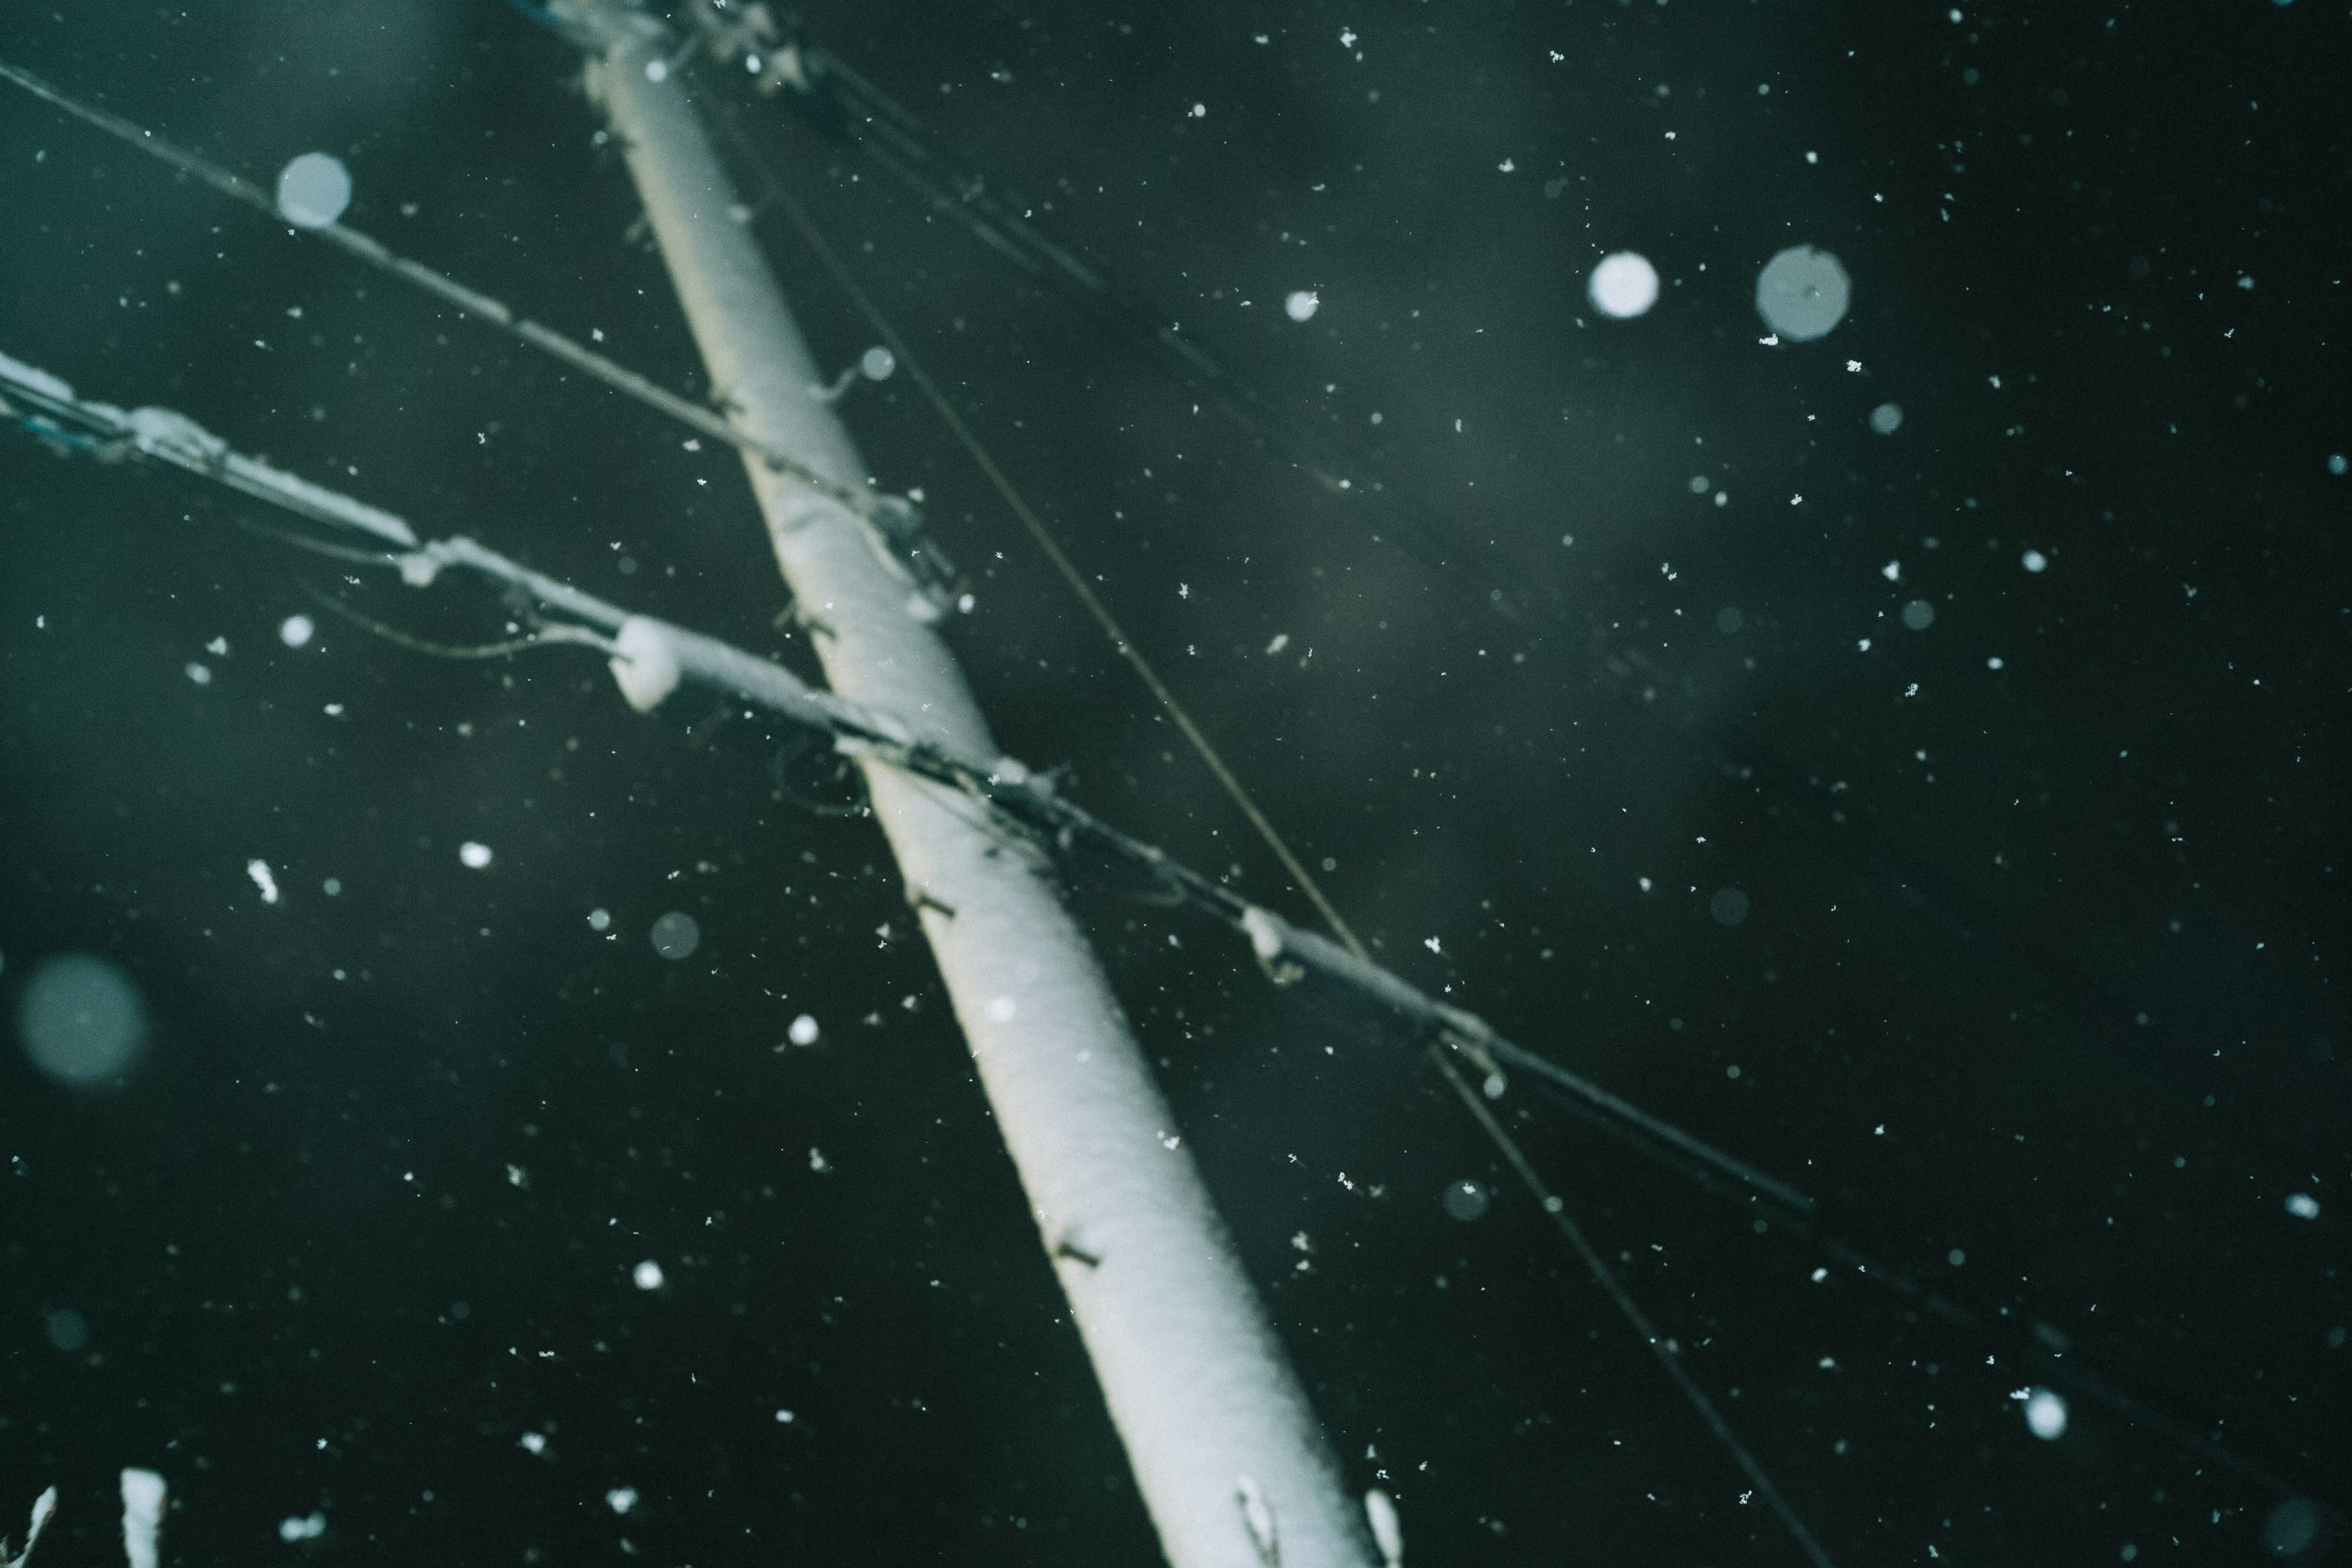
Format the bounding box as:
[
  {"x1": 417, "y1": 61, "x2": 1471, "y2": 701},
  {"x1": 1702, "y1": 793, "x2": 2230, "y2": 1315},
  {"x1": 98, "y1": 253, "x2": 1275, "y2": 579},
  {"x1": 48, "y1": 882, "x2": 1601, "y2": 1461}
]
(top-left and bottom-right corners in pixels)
[{"x1": 571, "y1": 8, "x2": 1378, "y2": 1567}]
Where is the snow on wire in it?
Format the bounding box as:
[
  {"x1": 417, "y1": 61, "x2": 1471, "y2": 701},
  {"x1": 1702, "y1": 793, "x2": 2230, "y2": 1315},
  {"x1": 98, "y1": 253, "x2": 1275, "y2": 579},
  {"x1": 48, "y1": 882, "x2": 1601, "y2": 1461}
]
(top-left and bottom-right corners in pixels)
[{"x1": 0, "y1": 343, "x2": 1811, "y2": 1232}]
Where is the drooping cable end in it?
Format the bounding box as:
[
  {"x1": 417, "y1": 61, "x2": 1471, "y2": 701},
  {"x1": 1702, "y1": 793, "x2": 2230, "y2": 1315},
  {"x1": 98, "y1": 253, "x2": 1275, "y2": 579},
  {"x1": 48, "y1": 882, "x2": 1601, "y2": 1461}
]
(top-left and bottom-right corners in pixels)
[{"x1": 608, "y1": 615, "x2": 683, "y2": 712}]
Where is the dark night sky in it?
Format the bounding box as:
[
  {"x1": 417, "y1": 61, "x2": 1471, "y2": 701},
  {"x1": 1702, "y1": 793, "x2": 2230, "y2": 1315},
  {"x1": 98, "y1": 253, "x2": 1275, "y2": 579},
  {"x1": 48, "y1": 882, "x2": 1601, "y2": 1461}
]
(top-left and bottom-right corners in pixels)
[{"x1": 1, "y1": 1, "x2": 2346, "y2": 1564}]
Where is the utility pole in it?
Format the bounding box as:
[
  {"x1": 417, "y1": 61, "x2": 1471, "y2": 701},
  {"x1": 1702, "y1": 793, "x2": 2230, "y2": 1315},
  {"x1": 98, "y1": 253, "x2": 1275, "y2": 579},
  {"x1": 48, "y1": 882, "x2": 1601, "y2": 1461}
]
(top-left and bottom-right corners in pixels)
[{"x1": 575, "y1": 8, "x2": 1376, "y2": 1566}]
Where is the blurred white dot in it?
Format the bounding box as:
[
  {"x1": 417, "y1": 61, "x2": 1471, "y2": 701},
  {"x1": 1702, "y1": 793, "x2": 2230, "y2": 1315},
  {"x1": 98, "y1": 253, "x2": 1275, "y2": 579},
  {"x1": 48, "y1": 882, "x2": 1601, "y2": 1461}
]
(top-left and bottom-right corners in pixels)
[
  {"x1": 650, "y1": 911, "x2": 699, "y2": 959},
  {"x1": 1755, "y1": 245, "x2": 1851, "y2": 340},
  {"x1": 2328, "y1": 453, "x2": 2347, "y2": 476},
  {"x1": 275, "y1": 153, "x2": 352, "y2": 229},
  {"x1": 279, "y1": 614, "x2": 315, "y2": 648},
  {"x1": 518, "y1": 1432, "x2": 547, "y2": 1455},
  {"x1": 1284, "y1": 289, "x2": 1320, "y2": 322},
  {"x1": 185, "y1": 662, "x2": 213, "y2": 685},
  {"x1": 2021, "y1": 549, "x2": 2049, "y2": 573},
  {"x1": 788, "y1": 1013, "x2": 820, "y2": 1047},
  {"x1": 247, "y1": 859, "x2": 281, "y2": 905},
  {"x1": 2286, "y1": 1192, "x2": 2321, "y2": 1219},
  {"x1": 631, "y1": 1260, "x2": 665, "y2": 1291},
  {"x1": 644, "y1": 58, "x2": 669, "y2": 82},
  {"x1": 587, "y1": 908, "x2": 612, "y2": 931},
  {"x1": 322, "y1": 877, "x2": 342, "y2": 895},
  {"x1": 277, "y1": 1513, "x2": 327, "y2": 1543},
  {"x1": 1947, "y1": 1248, "x2": 1967, "y2": 1267},
  {"x1": 458, "y1": 842, "x2": 493, "y2": 869},
  {"x1": 1987, "y1": 656, "x2": 2005, "y2": 669},
  {"x1": 1901, "y1": 599, "x2": 1936, "y2": 631},
  {"x1": 860, "y1": 345, "x2": 897, "y2": 380},
  {"x1": 1587, "y1": 251, "x2": 1659, "y2": 319},
  {"x1": 2022, "y1": 1386, "x2": 2068, "y2": 1439},
  {"x1": 18, "y1": 954, "x2": 147, "y2": 1086},
  {"x1": 775, "y1": 1408, "x2": 795, "y2": 1423},
  {"x1": 605, "y1": 1486, "x2": 639, "y2": 1515},
  {"x1": 987, "y1": 996, "x2": 1017, "y2": 1022},
  {"x1": 1869, "y1": 401, "x2": 1904, "y2": 435}
]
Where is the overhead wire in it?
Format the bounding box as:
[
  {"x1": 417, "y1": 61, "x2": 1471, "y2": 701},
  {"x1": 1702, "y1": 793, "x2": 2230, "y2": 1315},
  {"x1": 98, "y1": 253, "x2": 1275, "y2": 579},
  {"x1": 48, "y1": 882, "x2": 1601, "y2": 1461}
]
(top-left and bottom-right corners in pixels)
[
  {"x1": 11, "y1": 27, "x2": 2326, "y2": 1526},
  {"x1": 677, "y1": 7, "x2": 1551, "y2": 613},
  {"x1": 8, "y1": 334, "x2": 2331, "y2": 1532},
  {"x1": 670, "y1": 50, "x2": 2345, "y2": 1532},
  {"x1": 697, "y1": 81, "x2": 1365, "y2": 961},
  {"x1": 1431, "y1": 1049, "x2": 1840, "y2": 1568},
  {"x1": 0, "y1": 56, "x2": 918, "y2": 533},
  {"x1": 688, "y1": 66, "x2": 1840, "y2": 1560}
]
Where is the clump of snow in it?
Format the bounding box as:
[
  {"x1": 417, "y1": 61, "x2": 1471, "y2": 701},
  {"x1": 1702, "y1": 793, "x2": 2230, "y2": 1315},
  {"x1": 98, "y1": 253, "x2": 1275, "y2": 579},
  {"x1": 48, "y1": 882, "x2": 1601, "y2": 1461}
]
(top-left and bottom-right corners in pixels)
[
  {"x1": 1755, "y1": 245, "x2": 1851, "y2": 340},
  {"x1": 2019, "y1": 1385, "x2": 2068, "y2": 1439},
  {"x1": 609, "y1": 617, "x2": 682, "y2": 714},
  {"x1": 278, "y1": 1513, "x2": 327, "y2": 1542},
  {"x1": 279, "y1": 614, "x2": 315, "y2": 649},
  {"x1": 121, "y1": 1469, "x2": 167, "y2": 1568},
  {"x1": 632, "y1": 1260, "x2": 665, "y2": 1291},
  {"x1": 275, "y1": 153, "x2": 352, "y2": 229},
  {"x1": 186, "y1": 662, "x2": 212, "y2": 685},
  {"x1": 248, "y1": 859, "x2": 281, "y2": 903},
  {"x1": 605, "y1": 1486, "x2": 639, "y2": 1515},
  {"x1": 2021, "y1": 549, "x2": 2049, "y2": 573},
  {"x1": 1587, "y1": 252, "x2": 1659, "y2": 320},
  {"x1": 1284, "y1": 290, "x2": 1320, "y2": 322},
  {"x1": 587, "y1": 908, "x2": 612, "y2": 932},
  {"x1": 788, "y1": 1014, "x2": 820, "y2": 1047},
  {"x1": 1365, "y1": 1488, "x2": 1404, "y2": 1568},
  {"x1": 2286, "y1": 1193, "x2": 2321, "y2": 1220}
]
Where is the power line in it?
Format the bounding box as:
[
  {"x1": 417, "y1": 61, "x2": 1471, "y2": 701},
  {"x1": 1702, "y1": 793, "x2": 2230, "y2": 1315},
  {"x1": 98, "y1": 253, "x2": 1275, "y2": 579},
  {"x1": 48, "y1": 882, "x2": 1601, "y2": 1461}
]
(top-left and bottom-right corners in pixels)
[
  {"x1": 696, "y1": 81, "x2": 1370, "y2": 966},
  {"x1": 0, "y1": 55, "x2": 937, "y2": 554},
  {"x1": 673, "y1": 5, "x2": 1555, "y2": 614},
  {"x1": 10, "y1": 342, "x2": 2336, "y2": 1534}
]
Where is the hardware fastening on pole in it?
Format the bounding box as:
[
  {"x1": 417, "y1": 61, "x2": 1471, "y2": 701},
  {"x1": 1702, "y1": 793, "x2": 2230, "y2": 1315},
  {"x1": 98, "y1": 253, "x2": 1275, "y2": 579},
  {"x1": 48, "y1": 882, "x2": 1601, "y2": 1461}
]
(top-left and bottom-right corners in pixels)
[{"x1": 574, "y1": 7, "x2": 1377, "y2": 1566}]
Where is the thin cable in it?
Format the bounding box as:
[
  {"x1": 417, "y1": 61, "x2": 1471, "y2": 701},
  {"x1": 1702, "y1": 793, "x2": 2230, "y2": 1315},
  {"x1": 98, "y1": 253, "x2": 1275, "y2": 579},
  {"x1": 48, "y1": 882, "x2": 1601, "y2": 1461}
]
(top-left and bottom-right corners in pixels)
[
  {"x1": 0, "y1": 55, "x2": 903, "y2": 527},
  {"x1": 1428, "y1": 1047, "x2": 1839, "y2": 1568},
  {"x1": 703, "y1": 88, "x2": 1371, "y2": 962},
  {"x1": 301, "y1": 586, "x2": 611, "y2": 661}
]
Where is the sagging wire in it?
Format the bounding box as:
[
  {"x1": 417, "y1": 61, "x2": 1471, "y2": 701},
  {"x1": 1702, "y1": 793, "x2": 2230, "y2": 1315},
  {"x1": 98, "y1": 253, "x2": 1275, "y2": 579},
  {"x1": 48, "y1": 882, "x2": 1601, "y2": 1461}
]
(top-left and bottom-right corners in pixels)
[{"x1": 300, "y1": 583, "x2": 614, "y2": 663}]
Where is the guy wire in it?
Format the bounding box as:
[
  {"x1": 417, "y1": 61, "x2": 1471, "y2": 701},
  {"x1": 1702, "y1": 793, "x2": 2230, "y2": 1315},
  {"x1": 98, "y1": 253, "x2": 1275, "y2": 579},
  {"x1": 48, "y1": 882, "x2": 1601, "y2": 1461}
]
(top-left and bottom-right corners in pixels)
[{"x1": 703, "y1": 86, "x2": 1370, "y2": 963}]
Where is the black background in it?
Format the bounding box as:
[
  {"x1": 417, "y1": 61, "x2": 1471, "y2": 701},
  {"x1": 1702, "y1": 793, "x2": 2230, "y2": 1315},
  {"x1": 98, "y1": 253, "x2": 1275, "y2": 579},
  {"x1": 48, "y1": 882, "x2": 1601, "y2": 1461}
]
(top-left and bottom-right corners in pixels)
[{"x1": 1, "y1": 1, "x2": 2345, "y2": 1563}]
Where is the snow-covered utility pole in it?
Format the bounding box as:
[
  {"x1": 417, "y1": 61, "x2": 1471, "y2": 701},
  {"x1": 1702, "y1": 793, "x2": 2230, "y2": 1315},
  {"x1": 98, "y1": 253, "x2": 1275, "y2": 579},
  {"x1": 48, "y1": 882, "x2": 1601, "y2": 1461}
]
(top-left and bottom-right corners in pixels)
[{"x1": 573, "y1": 7, "x2": 1376, "y2": 1566}]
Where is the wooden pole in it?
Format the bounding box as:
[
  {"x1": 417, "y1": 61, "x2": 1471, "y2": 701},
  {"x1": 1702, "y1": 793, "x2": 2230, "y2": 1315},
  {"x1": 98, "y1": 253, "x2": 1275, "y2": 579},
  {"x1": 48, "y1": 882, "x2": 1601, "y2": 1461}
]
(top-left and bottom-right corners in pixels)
[{"x1": 577, "y1": 10, "x2": 1375, "y2": 1566}]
